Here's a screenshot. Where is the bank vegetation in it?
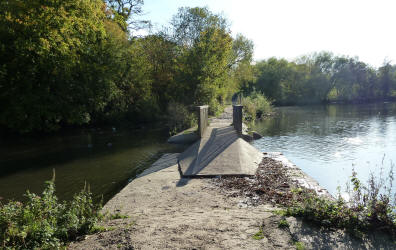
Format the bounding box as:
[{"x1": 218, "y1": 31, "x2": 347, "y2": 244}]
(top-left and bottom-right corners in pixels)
[{"x1": 2, "y1": 1, "x2": 396, "y2": 135}]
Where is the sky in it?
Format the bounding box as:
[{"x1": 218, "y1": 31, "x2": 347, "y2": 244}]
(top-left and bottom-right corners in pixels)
[{"x1": 139, "y1": 0, "x2": 396, "y2": 68}]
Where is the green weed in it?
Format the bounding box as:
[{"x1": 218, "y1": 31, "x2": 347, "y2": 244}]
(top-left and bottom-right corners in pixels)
[
  {"x1": 294, "y1": 241, "x2": 306, "y2": 250},
  {"x1": 252, "y1": 228, "x2": 265, "y2": 240},
  {"x1": 285, "y1": 164, "x2": 396, "y2": 238},
  {"x1": 278, "y1": 219, "x2": 289, "y2": 228},
  {"x1": 109, "y1": 212, "x2": 129, "y2": 220},
  {"x1": 0, "y1": 180, "x2": 102, "y2": 249},
  {"x1": 241, "y1": 91, "x2": 272, "y2": 122}
]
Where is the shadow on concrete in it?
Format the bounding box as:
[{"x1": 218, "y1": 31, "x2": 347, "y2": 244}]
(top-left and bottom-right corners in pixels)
[
  {"x1": 178, "y1": 126, "x2": 238, "y2": 177},
  {"x1": 137, "y1": 153, "x2": 179, "y2": 178},
  {"x1": 176, "y1": 178, "x2": 190, "y2": 187}
]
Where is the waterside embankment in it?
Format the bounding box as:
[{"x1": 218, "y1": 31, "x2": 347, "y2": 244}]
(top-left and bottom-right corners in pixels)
[{"x1": 69, "y1": 106, "x2": 394, "y2": 249}]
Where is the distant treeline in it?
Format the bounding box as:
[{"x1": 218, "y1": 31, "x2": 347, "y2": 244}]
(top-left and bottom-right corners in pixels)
[
  {"x1": 0, "y1": 0, "x2": 252, "y2": 133},
  {"x1": 240, "y1": 53, "x2": 396, "y2": 105},
  {"x1": 1, "y1": 1, "x2": 395, "y2": 134}
]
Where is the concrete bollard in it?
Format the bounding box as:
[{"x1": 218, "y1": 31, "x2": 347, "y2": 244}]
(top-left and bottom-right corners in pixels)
[
  {"x1": 196, "y1": 105, "x2": 209, "y2": 138},
  {"x1": 233, "y1": 105, "x2": 243, "y2": 135}
]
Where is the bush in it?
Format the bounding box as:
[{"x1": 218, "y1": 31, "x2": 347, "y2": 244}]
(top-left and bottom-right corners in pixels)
[
  {"x1": 0, "y1": 181, "x2": 102, "y2": 249},
  {"x1": 166, "y1": 102, "x2": 197, "y2": 135},
  {"x1": 241, "y1": 91, "x2": 272, "y2": 122}
]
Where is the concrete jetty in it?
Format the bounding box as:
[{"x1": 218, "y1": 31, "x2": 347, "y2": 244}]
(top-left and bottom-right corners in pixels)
[
  {"x1": 178, "y1": 105, "x2": 263, "y2": 177},
  {"x1": 69, "y1": 105, "x2": 393, "y2": 249}
]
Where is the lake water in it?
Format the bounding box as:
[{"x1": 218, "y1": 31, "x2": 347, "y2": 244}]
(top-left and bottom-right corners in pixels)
[
  {"x1": 252, "y1": 102, "x2": 396, "y2": 197},
  {"x1": 2, "y1": 103, "x2": 395, "y2": 203},
  {"x1": 0, "y1": 126, "x2": 185, "y2": 202}
]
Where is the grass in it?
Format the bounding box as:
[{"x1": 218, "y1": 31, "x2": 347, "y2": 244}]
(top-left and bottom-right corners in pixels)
[
  {"x1": 278, "y1": 219, "x2": 289, "y2": 229},
  {"x1": 294, "y1": 241, "x2": 306, "y2": 250},
  {"x1": 252, "y1": 228, "x2": 265, "y2": 240},
  {"x1": 109, "y1": 212, "x2": 129, "y2": 220},
  {"x1": 90, "y1": 225, "x2": 116, "y2": 233}
]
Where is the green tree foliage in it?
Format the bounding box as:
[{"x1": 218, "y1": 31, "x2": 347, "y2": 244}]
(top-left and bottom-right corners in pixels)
[
  {"x1": 0, "y1": 0, "x2": 156, "y2": 132},
  {"x1": 0, "y1": 2, "x2": 254, "y2": 133},
  {"x1": 171, "y1": 7, "x2": 233, "y2": 112},
  {"x1": 140, "y1": 34, "x2": 178, "y2": 108},
  {"x1": 170, "y1": 7, "x2": 253, "y2": 114},
  {"x1": 0, "y1": 0, "x2": 110, "y2": 132},
  {"x1": 10, "y1": 1, "x2": 395, "y2": 134},
  {"x1": 249, "y1": 52, "x2": 396, "y2": 105},
  {"x1": 241, "y1": 91, "x2": 272, "y2": 122},
  {"x1": 104, "y1": 0, "x2": 149, "y2": 34}
]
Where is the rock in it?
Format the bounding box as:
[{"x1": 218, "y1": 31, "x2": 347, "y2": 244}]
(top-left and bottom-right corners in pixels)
[{"x1": 252, "y1": 131, "x2": 263, "y2": 139}]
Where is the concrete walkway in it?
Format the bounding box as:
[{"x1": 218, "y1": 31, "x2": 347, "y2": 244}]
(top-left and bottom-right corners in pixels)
[{"x1": 178, "y1": 108, "x2": 263, "y2": 177}]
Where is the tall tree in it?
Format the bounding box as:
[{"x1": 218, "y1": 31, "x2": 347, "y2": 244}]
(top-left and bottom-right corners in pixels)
[
  {"x1": 0, "y1": 0, "x2": 111, "y2": 132},
  {"x1": 378, "y1": 62, "x2": 393, "y2": 99},
  {"x1": 104, "y1": 0, "x2": 150, "y2": 34},
  {"x1": 170, "y1": 7, "x2": 233, "y2": 113}
]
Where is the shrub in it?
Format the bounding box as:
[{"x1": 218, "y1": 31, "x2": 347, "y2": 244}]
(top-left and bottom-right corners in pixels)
[
  {"x1": 166, "y1": 102, "x2": 197, "y2": 135},
  {"x1": 241, "y1": 91, "x2": 272, "y2": 122},
  {"x1": 0, "y1": 181, "x2": 102, "y2": 249},
  {"x1": 285, "y1": 164, "x2": 396, "y2": 238}
]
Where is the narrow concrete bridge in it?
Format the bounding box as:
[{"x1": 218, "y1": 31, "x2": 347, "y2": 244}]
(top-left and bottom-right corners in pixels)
[{"x1": 177, "y1": 105, "x2": 263, "y2": 177}]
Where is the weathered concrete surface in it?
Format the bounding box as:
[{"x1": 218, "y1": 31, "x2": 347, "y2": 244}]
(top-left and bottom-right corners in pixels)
[
  {"x1": 69, "y1": 153, "x2": 280, "y2": 249},
  {"x1": 167, "y1": 126, "x2": 199, "y2": 144},
  {"x1": 69, "y1": 154, "x2": 394, "y2": 250},
  {"x1": 178, "y1": 124, "x2": 263, "y2": 177}
]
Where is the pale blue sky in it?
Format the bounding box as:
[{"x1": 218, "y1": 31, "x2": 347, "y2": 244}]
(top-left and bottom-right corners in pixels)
[{"x1": 139, "y1": 0, "x2": 396, "y2": 68}]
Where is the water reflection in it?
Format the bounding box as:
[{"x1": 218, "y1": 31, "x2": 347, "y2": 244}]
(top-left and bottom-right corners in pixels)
[
  {"x1": 252, "y1": 102, "x2": 396, "y2": 196},
  {"x1": 0, "y1": 126, "x2": 185, "y2": 202}
]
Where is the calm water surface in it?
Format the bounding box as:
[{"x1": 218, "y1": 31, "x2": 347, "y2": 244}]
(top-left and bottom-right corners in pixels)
[
  {"x1": 0, "y1": 126, "x2": 185, "y2": 202},
  {"x1": 2, "y1": 103, "x2": 395, "y2": 203},
  {"x1": 252, "y1": 102, "x2": 396, "y2": 196}
]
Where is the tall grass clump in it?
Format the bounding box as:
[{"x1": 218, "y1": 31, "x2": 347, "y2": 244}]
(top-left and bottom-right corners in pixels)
[
  {"x1": 0, "y1": 179, "x2": 102, "y2": 249},
  {"x1": 241, "y1": 91, "x2": 272, "y2": 122}
]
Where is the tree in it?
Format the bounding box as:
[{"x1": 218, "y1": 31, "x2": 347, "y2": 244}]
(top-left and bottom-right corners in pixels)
[
  {"x1": 170, "y1": 7, "x2": 234, "y2": 113},
  {"x1": 378, "y1": 62, "x2": 394, "y2": 99},
  {"x1": 104, "y1": 0, "x2": 149, "y2": 33},
  {"x1": 231, "y1": 34, "x2": 254, "y2": 66},
  {"x1": 170, "y1": 7, "x2": 228, "y2": 48},
  {"x1": 141, "y1": 34, "x2": 178, "y2": 108},
  {"x1": 0, "y1": 0, "x2": 112, "y2": 132}
]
